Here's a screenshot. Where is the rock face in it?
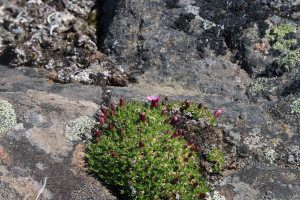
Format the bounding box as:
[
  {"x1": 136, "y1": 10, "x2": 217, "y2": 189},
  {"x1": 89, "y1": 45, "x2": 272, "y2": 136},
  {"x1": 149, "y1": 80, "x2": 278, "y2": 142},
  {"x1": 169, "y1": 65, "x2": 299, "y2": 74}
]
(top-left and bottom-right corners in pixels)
[
  {"x1": 0, "y1": 65, "x2": 117, "y2": 199},
  {"x1": 101, "y1": 0, "x2": 299, "y2": 98}
]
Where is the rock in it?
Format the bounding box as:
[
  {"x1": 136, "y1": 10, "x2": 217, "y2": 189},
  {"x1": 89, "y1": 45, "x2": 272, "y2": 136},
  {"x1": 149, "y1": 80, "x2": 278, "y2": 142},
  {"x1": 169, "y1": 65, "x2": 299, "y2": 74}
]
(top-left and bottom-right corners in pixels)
[{"x1": 0, "y1": 65, "x2": 117, "y2": 199}]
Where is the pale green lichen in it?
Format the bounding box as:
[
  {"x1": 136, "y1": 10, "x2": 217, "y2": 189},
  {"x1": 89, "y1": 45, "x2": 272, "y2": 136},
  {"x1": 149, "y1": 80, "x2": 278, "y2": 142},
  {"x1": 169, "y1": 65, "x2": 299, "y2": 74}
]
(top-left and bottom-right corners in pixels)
[
  {"x1": 266, "y1": 149, "x2": 276, "y2": 164},
  {"x1": 266, "y1": 22, "x2": 299, "y2": 69},
  {"x1": 64, "y1": 116, "x2": 96, "y2": 141},
  {"x1": 206, "y1": 191, "x2": 226, "y2": 200},
  {"x1": 0, "y1": 100, "x2": 17, "y2": 134},
  {"x1": 249, "y1": 77, "x2": 268, "y2": 93},
  {"x1": 290, "y1": 98, "x2": 300, "y2": 114}
]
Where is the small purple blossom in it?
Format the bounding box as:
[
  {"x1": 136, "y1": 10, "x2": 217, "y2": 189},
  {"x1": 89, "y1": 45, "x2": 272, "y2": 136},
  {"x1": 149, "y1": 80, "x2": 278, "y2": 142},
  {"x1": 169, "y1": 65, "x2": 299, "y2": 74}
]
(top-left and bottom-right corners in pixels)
[
  {"x1": 185, "y1": 100, "x2": 191, "y2": 108},
  {"x1": 198, "y1": 103, "x2": 203, "y2": 109},
  {"x1": 120, "y1": 98, "x2": 125, "y2": 107},
  {"x1": 110, "y1": 104, "x2": 116, "y2": 111},
  {"x1": 214, "y1": 109, "x2": 222, "y2": 118},
  {"x1": 101, "y1": 107, "x2": 107, "y2": 115},
  {"x1": 161, "y1": 109, "x2": 167, "y2": 116},
  {"x1": 140, "y1": 112, "x2": 146, "y2": 123},
  {"x1": 95, "y1": 129, "x2": 102, "y2": 138},
  {"x1": 99, "y1": 117, "x2": 105, "y2": 125},
  {"x1": 147, "y1": 96, "x2": 160, "y2": 108},
  {"x1": 170, "y1": 116, "x2": 179, "y2": 126}
]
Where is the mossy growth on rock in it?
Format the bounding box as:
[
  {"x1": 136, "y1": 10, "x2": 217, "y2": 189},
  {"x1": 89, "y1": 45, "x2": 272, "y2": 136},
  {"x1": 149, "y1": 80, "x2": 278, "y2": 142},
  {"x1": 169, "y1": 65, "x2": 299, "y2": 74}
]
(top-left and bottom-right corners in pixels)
[
  {"x1": 0, "y1": 100, "x2": 17, "y2": 134},
  {"x1": 290, "y1": 98, "x2": 300, "y2": 114},
  {"x1": 64, "y1": 116, "x2": 96, "y2": 141},
  {"x1": 266, "y1": 22, "x2": 299, "y2": 69},
  {"x1": 86, "y1": 98, "x2": 223, "y2": 200}
]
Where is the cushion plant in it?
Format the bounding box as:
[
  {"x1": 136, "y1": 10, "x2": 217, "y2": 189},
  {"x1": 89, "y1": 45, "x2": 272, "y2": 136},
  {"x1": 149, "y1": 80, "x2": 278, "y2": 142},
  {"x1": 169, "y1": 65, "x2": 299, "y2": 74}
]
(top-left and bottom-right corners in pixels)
[{"x1": 86, "y1": 97, "x2": 221, "y2": 200}]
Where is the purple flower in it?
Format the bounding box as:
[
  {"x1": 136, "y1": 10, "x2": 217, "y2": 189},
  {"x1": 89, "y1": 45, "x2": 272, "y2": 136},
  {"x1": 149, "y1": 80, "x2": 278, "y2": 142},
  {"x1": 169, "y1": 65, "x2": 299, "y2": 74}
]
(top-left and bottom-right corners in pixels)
[
  {"x1": 185, "y1": 100, "x2": 191, "y2": 108},
  {"x1": 213, "y1": 109, "x2": 222, "y2": 118},
  {"x1": 101, "y1": 107, "x2": 107, "y2": 115},
  {"x1": 140, "y1": 112, "x2": 146, "y2": 123},
  {"x1": 99, "y1": 117, "x2": 105, "y2": 125},
  {"x1": 109, "y1": 124, "x2": 114, "y2": 130},
  {"x1": 110, "y1": 110, "x2": 115, "y2": 116},
  {"x1": 120, "y1": 98, "x2": 125, "y2": 107},
  {"x1": 198, "y1": 103, "x2": 203, "y2": 109},
  {"x1": 199, "y1": 193, "x2": 206, "y2": 199},
  {"x1": 161, "y1": 109, "x2": 167, "y2": 116},
  {"x1": 190, "y1": 146, "x2": 199, "y2": 152},
  {"x1": 170, "y1": 116, "x2": 179, "y2": 126},
  {"x1": 110, "y1": 104, "x2": 116, "y2": 111},
  {"x1": 147, "y1": 96, "x2": 160, "y2": 108},
  {"x1": 101, "y1": 113, "x2": 108, "y2": 121},
  {"x1": 139, "y1": 141, "x2": 145, "y2": 148},
  {"x1": 95, "y1": 129, "x2": 102, "y2": 138},
  {"x1": 188, "y1": 139, "x2": 194, "y2": 146}
]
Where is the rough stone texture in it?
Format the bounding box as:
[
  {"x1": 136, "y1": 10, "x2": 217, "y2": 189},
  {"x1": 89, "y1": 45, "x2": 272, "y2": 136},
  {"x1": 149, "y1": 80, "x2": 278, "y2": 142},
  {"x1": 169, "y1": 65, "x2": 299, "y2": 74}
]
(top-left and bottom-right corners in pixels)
[{"x1": 0, "y1": 65, "x2": 117, "y2": 199}]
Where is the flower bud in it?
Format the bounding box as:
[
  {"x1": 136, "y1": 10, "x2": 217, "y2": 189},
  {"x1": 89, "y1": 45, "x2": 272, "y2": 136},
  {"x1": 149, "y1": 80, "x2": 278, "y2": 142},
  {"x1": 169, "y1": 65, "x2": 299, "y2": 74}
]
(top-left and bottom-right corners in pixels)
[
  {"x1": 170, "y1": 116, "x2": 179, "y2": 126},
  {"x1": 110, "y1": 104, "x2": 116, "y2": 111},
  {"x1": 188, "y1": 153, "x2": 193, "y2": 157},
  {"x1": 110, "y1": 110, "x2": 115, "y2": 116},
  {"x1": 109, "y1": 124, "x2": 114, "y2": 130},
  {"x1": 139, "y1": 141, "x2": 145, "y2": 148},
  {"x1": 101, "y1": 107, "x2": 107, "y2": 115},
  {"x1": 120, "y1": 98, "x2": 125, "y2": 107},
  {"x1": 188, "y1": 139, "x2": 194, "y2": 146},
  {"x1": 111, "y1": 152, "x2": 117, "y2": 157},
  {"x1": 200, "y1": 193, "x2": 206, "y2": 199},
  {"x1": 101, "y1": 113, "x2": 108, "y2": 121},
  {"x1": 198, "y1": 103, "x2": 203, "y2": 109},
  {"x1": 190, "y1": 146, "x2": 199, "y2": 152},
  {"x1": 161, "y1": 109, "x2": 167, "y2": 116},
  {"x1": 177, "y1": 129, "x2": 183, "y2": 136},
  {"x1": 185, "y1": 100, "x2": 191, "y2": 108},
  {"x1": 140, "y1": 112, "x2": 146, "y2": 123},
  {"x1": 95, "y1": 129, "x2": 102, "y2": 138},
  {"x1": 147, "y1": 96, "x2": 160, "y2": 108},
  {"x1": 214, "y1": 109, "x2": 222, "y2": 118},
  {"x1": 99, "y1": 117, "x2": 105, "y2": 125}
]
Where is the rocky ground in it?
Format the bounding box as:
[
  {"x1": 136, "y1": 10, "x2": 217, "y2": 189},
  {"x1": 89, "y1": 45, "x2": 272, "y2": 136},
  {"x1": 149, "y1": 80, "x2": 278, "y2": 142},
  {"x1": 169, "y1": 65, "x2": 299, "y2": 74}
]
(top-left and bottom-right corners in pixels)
[{"x1": 0, "y1": 0, "x2": 300, "y2": 199}]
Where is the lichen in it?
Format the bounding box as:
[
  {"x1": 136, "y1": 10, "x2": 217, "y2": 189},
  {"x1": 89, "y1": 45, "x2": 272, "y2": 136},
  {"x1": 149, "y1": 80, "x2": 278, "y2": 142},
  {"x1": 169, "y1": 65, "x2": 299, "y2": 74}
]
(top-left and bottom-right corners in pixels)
[
  {"x1": 0, "y1": 100, "x2": 17, "y2": 134},
  {"x1": 64, "y1": 116, "x2": 96, "y2": 141},
  {"x1": 266, "y1": 22, "x2": 299, "y2": 69},
  {"x1": 290, "y1": 98, "x2": 300, "y2": 114},
  {"x1": 249, "y1": 77, "x2": 268, "y2": 93},
  {"x1": 206, "y1": 191, "x2": 226, "y2": 200},
  {"x1": 266, "y1": 149, "x2": 276, "y2": 164}
]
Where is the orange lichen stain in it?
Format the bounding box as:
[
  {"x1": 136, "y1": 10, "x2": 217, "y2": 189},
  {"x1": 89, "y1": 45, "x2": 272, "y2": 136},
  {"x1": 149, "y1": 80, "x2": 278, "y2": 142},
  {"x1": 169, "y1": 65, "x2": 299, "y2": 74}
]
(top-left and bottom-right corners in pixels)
[
  {"x1": 271, "y1": 136, "x2": 281, "y2": 145},
  {"x1": 253, "y1": 41, "x2": 269, "y2": 52},
  {"x1": 0, "y1": 146, "x2": 10, "y2": 164},
  {"x1": 276, "y1": 122, "x2": 295, "y2": 142},
  {"x1": 48, "y1": 75, "x2": 58, "y2": 83}
]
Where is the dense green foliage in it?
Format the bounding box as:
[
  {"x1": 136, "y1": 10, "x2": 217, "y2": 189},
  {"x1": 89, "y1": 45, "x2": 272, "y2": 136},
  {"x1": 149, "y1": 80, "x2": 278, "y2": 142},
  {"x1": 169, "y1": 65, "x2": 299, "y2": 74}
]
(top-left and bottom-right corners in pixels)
[{"x1": 86, "y1": 99, "x2": 221, "y2": 199}]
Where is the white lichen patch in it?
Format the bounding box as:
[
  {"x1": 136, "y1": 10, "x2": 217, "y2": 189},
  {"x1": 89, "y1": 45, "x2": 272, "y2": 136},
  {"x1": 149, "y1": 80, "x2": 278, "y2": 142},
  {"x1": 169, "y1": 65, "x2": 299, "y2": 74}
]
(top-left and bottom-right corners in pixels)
[
  {"x1": 64, "y1": 116, "x2": 96, "y2": 141},
  {"x1": 0, "y1": 100, "x2": 17, "y2": 134},
  {"x1": 266, "y1": 149, "x2": 276, "y2": 164},
  {"x1": 206, "y1": 191, "x2": 226, "y2": 200},
  {"x1": 290, "y1": 98, "x2": 300, "y2": 114}
]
